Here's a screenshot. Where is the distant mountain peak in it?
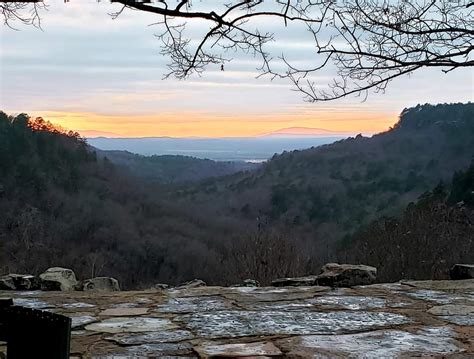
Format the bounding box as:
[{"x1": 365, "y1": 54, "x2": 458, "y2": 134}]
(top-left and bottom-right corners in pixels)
[{"x1": 78, "y1": 130, "x2": 123, "y2": 138}]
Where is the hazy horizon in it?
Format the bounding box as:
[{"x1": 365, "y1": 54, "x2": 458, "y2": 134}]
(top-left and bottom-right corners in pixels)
[{"x1": 88, "y1": 135, "x2": 345, "y2": 162}]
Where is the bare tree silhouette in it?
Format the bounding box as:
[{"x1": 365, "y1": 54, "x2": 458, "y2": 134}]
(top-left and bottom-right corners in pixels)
[
  {"x1": 1, "y1": 2, "x2": 45, "y2": 29},
  {"x1": 2, "y1": 1, "x2": 473, "y2": 101}
]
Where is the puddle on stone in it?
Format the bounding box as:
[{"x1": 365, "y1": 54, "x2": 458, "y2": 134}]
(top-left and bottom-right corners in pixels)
[
  {"x1": 85, "y1": 317, "x2": 177, "y2": 333},
  {"x1": 105, "y1": 329, "x2": 194, "y2": 345},
  {"x1": 406, "y1": 290, "x2": 466, "y2": 304},
  {"x1": 13, "y1": 298, "x2": 53, "y2": 309},
  {"x1": 123, "y1": 342, "x2": 193, "y2": 356},
  {"x1": 12, "y1": 291, "x2": 43, "y2": 297},
  {"x1": 196, "y1": 341, "x2": 282, "y2": 357},
  {"x1": 70, "y1": 315, "x2": 97, "y2": 328},
  {"x1": 241, "y1": 300, "x2": 315, "y2": 311},
  {"x1": 156, "y1": 296, "x2": 232, "y2": 313},
  {"x1": 178, "y1": 310, "x2": 410, "y2": 339},
  {"x1": 100, "y1": 307, "x2": 149, "y2": 316},
  {"x1": 71, "y1": 330, "x2": 87, "y2": 336},
  {"x1": 62, "y1": 302, "x2": 95, "y2": 309},
  {"x1": 287, "y1": 327, "x2": 462, "y2": 358},
  {"x1": 136, "y1": 297, "x2": 153, "y2": 304},
  {"x1": 313, "y1": 296, "x2": 386, "y2": 310},
  {"x1": 110, "y1": 302, "x2": 138, "y2": 309},
  {"x1": 440, "y1": 315, "x2": 474, "y2": 326},
  {"x1": 232, "y1": 287, "x2": 294, "y2": 293}
]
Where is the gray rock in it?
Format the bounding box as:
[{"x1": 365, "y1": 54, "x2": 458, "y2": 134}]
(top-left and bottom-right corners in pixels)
[
  {"x1": 0, "y1": 274, "x2": 41, "y2": 290},
  {"x1": 39, "y1": 267, "x2": 78, "y2": 291},
  {"x1": 316, "y1": 263, "x2": 377, "y2": 287},
  {"x1": 272, "y1": 275, "x2": 319, "y2": 287},
  {"x1": 105, "y1": 330, "x2": 194, "y2": 345},
  {"x1": 241, "y1": 279, "x2": 260, "y2": 287},
  {"x1": 177, "y1": 279, "x2": 206, "y2": 288},
  {"x1": 233, "y1": 279, "x2": 260, "y2": 287},
  {"x1": 450, "y1": 264, "x2": 474, "y2": 280},
  {"x1": 85, "y1": 317, "x2": 177, "y2": 333},
  {"x1": 427, "y1": 304, "x2": 474, "y2": 316},
  {"x1": 154, "y1": 283, "x2": 170, "y2": 290},
  {"x1": 0, "y1": 275, "x2": 16, "y2": 290},
  {"x1": 81, "y1": 277, "x2": 120, "y2": 292},
  {"x1": 178, "y1": 310, "x2": 410, "y2": 338}
]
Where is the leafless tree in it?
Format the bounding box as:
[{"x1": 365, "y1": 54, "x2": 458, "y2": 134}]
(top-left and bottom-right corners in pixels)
[
  {"x1": 1, "y1": 1, "x2": 45, "y2": 29},
  {"x1": 2, "y1": 1, "x2": 473, "y2": 101}
]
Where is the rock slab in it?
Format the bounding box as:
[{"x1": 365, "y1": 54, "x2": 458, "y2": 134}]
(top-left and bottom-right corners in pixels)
[{"x1": 272, "y1": 263, "x2": 377, "y2": 288}]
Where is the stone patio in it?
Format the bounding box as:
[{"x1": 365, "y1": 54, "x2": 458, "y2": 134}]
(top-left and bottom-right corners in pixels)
[{"x1": 1, "y1": 279, "x2": 473, "y2": 358}]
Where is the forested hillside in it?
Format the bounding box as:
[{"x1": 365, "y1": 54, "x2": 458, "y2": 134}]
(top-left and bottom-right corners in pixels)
[
  {"x1": 1, "y1": 103, "x2": 473, "y2": 288},
  {"x1": 0, "y1": 112, "x2": 240, "y2": 288},
  {"x1": 176, "y1": 103, "x2": 474, "y2": 258},
  {"x1": 344, "y1": 163, "x2": 474, "y2": 282},
  {"x1": 98, "y1": 150, "x2": 257, "y2": 185}
]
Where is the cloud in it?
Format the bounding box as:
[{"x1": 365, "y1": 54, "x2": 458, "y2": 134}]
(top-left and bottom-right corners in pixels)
[{"x1": 1, "y1": 0, "x2": 472, "y2": 137}]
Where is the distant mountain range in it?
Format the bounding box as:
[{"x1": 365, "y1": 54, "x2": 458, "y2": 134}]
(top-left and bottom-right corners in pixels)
[
  {"x1": 87, "y1": 136, "x2": 346, "y2": 162},
  {"x1": 259, "y1": 127, "x2": 355, "y2": 137},
  {"x1": 78, "y1": 130, "x2": 123, "y2": 138},
  {"x1": 81, "y1": 126, "x2": 353, "y2": 139}
]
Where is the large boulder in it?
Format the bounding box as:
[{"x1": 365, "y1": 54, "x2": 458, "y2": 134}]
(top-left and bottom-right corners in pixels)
[
  {"x1": 39, "y1": 267, "x2": 78, "y2": 291},
  {"x1": 271, "y1": 264, "x2": 377, "y2": 288},
  {"x1": 450, "y1": 264, "x2": 474, "y2": 280},
  {"x1": 0, "y1": 275, "x2": 16, "y2": 290},
  {"x1": 0, "y1": 274, "x2": 41, "y2": 290},
  {"x1": 316, "y1": 263, "x2": 377, "y2": 287},
  {"x1": 81, "y1": 277, "x2": 120, "y2": 292}
]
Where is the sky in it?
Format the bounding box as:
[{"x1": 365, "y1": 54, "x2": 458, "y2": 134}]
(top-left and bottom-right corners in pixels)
[{"x1": 0, "y1": 0, "x2": 473, "y2": 138}]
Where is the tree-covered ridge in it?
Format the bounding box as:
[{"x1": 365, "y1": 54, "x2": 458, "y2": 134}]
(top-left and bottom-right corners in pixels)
[
  {"x1": 176, "y1": 103, "x2": 474, "y2": 256},
  {"x1": 98, "y1": 150, "x2": 257, "y2": 185},
  {"x1": 0, "y1": 112, "x2": 238, "y2": 288},
  {"x1": 0, "y1": 113, "x2": 92, "y2": 195},
  {"x1": 345, "y1": 162, "x2": 474, "y2": 282},
  {"x1": 395, "y1": 103, "x2": 474, "y2": 130}
]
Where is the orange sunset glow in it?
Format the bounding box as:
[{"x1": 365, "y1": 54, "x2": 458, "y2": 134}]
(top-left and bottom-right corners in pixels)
[{"x1": 35, "y1": 110, "x2": 397, "y2": 138}]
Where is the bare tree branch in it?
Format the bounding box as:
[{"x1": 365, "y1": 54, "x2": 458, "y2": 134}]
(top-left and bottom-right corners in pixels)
[{"x1": 3, "y1": 0, "x2": 473, "y2": 101}]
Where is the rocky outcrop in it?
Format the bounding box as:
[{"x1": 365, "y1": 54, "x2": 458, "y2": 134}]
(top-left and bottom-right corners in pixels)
[
  {"x1": 449, "y1": 264, "x2": 474, "y2": 280},
  {"x1": 272, "y1": 263, "x2": 377, "y2": 288},
  {"x1": 81, "y1": 277, "x2": 120, "y2": 292},
  {"x1": 39, "y1": 267, "x2": 78, "y2": 291},
  {"x1": 316, "y1": 263, "x2": 377, "y2": 287},
  {"x1": 0, "y1": 274, "x2": 41, "y2": 290}
]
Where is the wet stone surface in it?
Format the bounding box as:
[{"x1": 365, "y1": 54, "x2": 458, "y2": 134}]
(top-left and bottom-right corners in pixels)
[
  {"x1": 312, "y1": 295, "x2": 386, "y2": 310},
  {"x1": 277, "y1": 327, "x2": 464, "y2": 358},
  {"x1": 178, "y1": 310, "x2": 411, "y2": 338},
  {"x1": 0, "y1": 279, "x2": 473, "y2": 357}
]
